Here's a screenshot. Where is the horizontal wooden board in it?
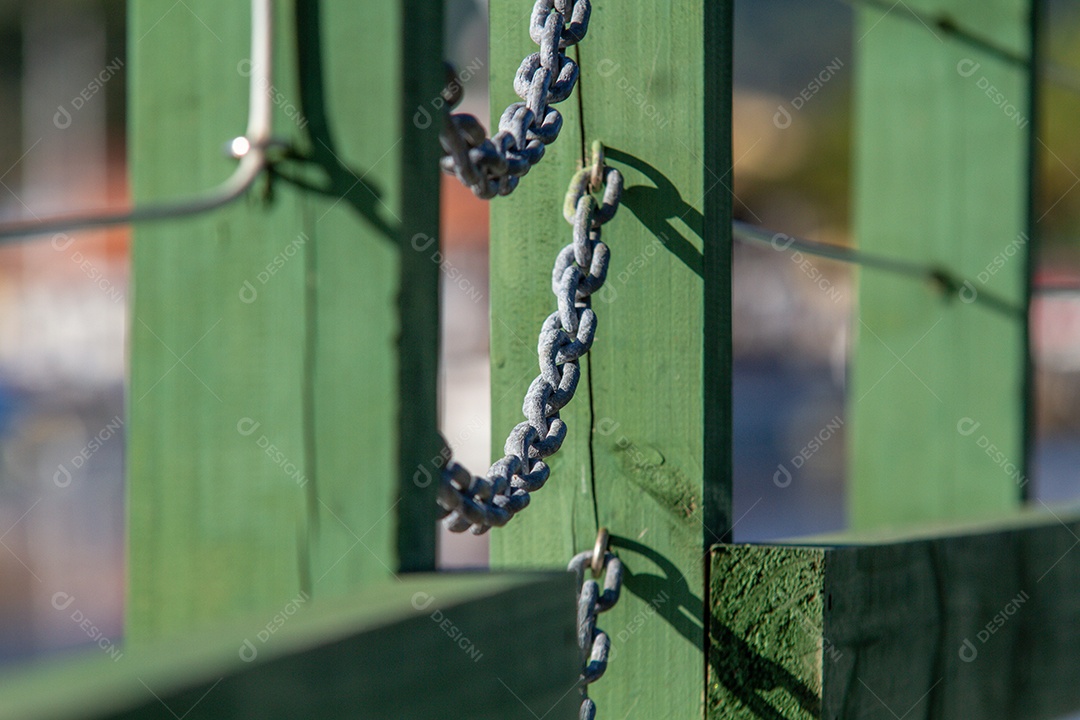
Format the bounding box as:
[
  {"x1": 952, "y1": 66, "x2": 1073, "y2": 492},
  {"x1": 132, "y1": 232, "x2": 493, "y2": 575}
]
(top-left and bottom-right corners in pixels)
[
  {"x1": 709, "y1": 506, "x2": 1080, "y2": 719},
  {"x1": 1, "y1": 574, "x2": 579, "y2": 720}
]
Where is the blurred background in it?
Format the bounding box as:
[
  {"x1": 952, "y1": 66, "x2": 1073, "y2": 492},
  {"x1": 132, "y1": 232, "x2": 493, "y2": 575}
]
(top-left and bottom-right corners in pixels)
[{"x1": 0, "y1": 0, "x2": 1075, "y2": 671}]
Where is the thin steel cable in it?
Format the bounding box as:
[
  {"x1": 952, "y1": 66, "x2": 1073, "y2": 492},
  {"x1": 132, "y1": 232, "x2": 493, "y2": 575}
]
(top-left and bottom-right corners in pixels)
[
  {"x1": 734, "y1": 220, "x2": 1075, "y2": 301},
  {"x1": 735, "y1": 221, "x2": 931, "y2": 279},
  {"x1": 732, "y1": 221, "x2": 1029, "y2": 317},
  {"x1": 0, "y1": 0, "x2": 275, "y2": 242},
  {"x1": 835, "y1": 0, "x2": 1080, "y2": 96}
]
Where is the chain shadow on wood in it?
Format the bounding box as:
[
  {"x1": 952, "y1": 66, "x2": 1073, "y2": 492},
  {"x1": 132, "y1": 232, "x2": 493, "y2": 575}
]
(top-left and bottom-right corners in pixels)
[
  {"x1": 612, "y1": 536, "x2": 819, "y2": 718},
  {"x1": 608, "y1": 536, "x2": 703, "y2": 656},
  {"x1": 709, "y1": 618, "x2": 822, "y2": 719},
  {"x1": 604, "y1": 147, "x2": 704, "y2": 280}
]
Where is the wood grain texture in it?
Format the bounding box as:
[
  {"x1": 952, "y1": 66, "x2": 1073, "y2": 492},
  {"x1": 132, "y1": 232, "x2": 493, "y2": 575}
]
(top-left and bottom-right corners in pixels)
[
  {"x1": 709, "y1": 507, "x2": 1080, "y2": 719},
  {"x1": 0, "y1": 574, "x2": 579, "y2": 720},
  {"x1": 488, "y1": 2, "x2": 734, "y2": 717},
  {"x1": 849, "y1": 0, "x2": 1033, "y2": 527},
  {"x1": 709, "y1": 546, "x2": 826, "y2": 720},
  {"x1": 127, "y1": 0, "x2": 443, "y2": 641}
]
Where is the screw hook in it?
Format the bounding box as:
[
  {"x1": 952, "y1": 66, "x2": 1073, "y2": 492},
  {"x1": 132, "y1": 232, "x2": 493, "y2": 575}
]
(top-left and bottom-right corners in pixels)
[
  {"x1": 587, "y1": 140, "x2": 605, "y2": 192},
  {"x1": 591, "y1": 526, "x2": 610, "y2": 578}
]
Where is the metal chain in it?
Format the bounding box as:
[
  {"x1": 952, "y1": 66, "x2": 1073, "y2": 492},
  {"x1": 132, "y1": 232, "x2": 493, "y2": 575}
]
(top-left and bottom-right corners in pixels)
[
  {"x1": 439, "y1": 0, "x2": 592, "y2": 199},
  {"x1": 437, "y1": 151, "x2": 622, "y2": 534},
  {"x1": 569, "y1": 534, "x2": 623, "y2": 720}
]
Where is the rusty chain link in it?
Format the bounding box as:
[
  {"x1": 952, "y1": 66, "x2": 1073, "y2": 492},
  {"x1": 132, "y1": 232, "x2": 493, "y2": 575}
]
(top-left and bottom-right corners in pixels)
[{"x1": 440, "y1": 0, "x2": 591, "y2": 198}]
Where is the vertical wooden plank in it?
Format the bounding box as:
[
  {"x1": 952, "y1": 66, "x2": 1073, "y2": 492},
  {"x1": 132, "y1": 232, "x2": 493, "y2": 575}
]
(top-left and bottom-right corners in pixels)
[
  {"x1": 489, "y1": 2, "x2": 734, "y2": 717},
  {"x1": 127, "y1": 0, "x2": 442, "y2": 640},
  {"x1": 849, "y1": 0, "x2": 1033, "y2": 527}
]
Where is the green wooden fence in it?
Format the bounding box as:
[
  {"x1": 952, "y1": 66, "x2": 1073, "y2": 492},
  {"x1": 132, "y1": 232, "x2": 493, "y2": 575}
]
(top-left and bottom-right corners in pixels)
[{"x1": 0, "y1": 0, "x2": 1075, "y2": 718}]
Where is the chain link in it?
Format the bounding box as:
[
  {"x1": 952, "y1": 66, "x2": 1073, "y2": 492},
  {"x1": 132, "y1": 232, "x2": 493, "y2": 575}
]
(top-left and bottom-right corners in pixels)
[
  {"x1": 437, "y1": 157, "x2": 622, "y2": 534},
  {"x1": 569, "y1": 545, "x2": 623, "y2": 719},
  {"x1": 439, "y1": 0, "x2": 592, "y2": 199},
  {"x1": 437, "y1": 9, "x2": 623, "y2": 711}
]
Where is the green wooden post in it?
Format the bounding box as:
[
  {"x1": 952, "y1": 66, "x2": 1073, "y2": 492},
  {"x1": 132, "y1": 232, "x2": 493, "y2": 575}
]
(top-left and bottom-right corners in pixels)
[
  {"x1": 489, "y1": 2, "x2": 734, "y2": 716},
  {"x1": 849, "y1": 0, "x2": 1034, "y2": 527},
  {"x1": 709, "y1": 508, "x2": 1080, "y2": 718},
  {"x1": 127, "y1": 0, "x2": 443, "y2": 640}
]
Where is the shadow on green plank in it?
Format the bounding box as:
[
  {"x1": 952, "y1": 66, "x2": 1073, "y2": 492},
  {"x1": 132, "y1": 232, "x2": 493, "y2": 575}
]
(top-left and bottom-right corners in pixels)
[
  {"x1": 3, "y1": 574, "x2": 578, "y2": 720},
  {"x1": 709, "y1": 505, "x2": 1080, "y2": 719}
]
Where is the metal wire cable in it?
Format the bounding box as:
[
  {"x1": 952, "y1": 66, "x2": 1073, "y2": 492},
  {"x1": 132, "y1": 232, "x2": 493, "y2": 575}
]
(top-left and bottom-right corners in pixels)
[
  {"x1": 0, "y1": 0, "x2": 275, "y2": 242},
  {"x1": 835, "y1": 0, "x2": 1080, "y2": 96},
  {"x1": 734, "y1": 221, "x2": 1078, "y2": 312},
  {"x1": 735, "y1": 221, "x2": 931, "y2": 280},
  {"x1": 732, "y1": 221, "x2": 1020, "y2": 313}
]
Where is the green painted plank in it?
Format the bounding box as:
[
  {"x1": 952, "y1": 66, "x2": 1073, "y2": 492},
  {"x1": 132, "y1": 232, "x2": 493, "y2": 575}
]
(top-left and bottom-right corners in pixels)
[
  {"x1": 849, "y1": 0, "x2": 1033, "y2": 527},
  {"x1": 709, "y1": 546, "x2": 826, "y2": 720},
  {"x1": 0, "y1": 574, "x2": 578, "y2": 720},
  {"x1": 709, "y1": 507, "x2": 1080, "y2": 719},
  {"x1": 488, "y1": 2, "x2": 734, "y2": 717},
  {"x1": 127, "y1": 0, "x2": 443, "y2": 640}
]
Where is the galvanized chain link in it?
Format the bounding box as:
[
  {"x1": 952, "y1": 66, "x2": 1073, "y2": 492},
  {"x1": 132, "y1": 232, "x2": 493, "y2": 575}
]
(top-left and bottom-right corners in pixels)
[
  {"x1": 569, "y1": 543, "x2": 623, "y2": 720},
  {"x1": 440, "y1": 0, "x2": 591, "y2": 198},
  {"x1": 437, "y1": 10, "x2": 625, "y2": 709},
  {"x1": 436, "y1": 155, "x2": 622, "y2": 534}
]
